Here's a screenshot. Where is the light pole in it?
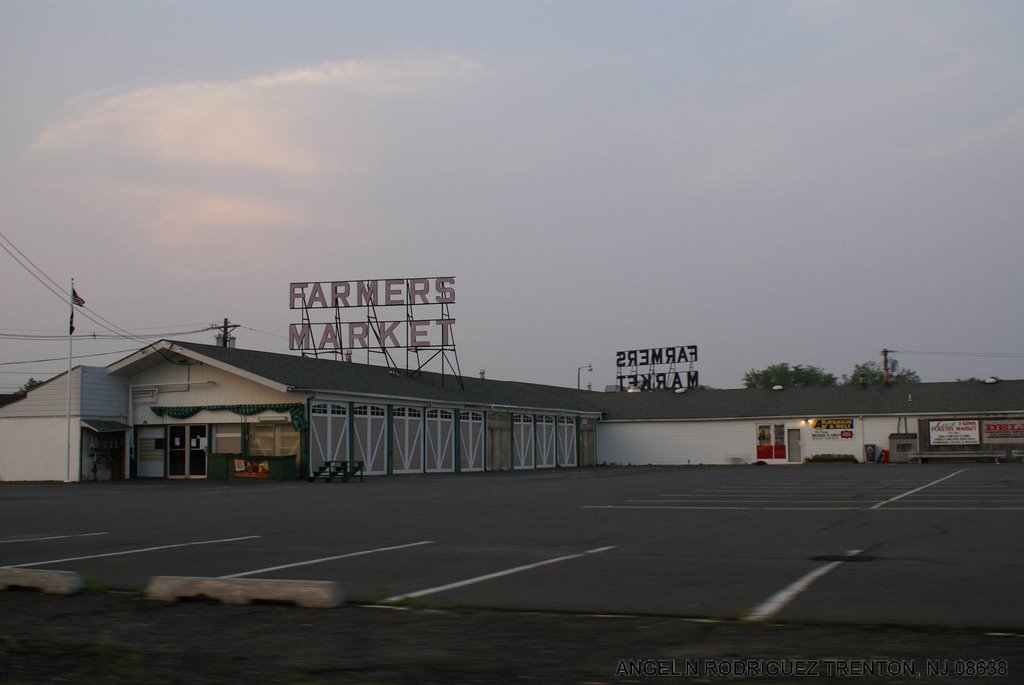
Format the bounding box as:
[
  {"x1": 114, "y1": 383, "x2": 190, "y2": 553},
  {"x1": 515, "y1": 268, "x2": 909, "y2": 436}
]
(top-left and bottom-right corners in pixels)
[{"x1": 577, "y1": 363, "x2": 592, "y2": 390}]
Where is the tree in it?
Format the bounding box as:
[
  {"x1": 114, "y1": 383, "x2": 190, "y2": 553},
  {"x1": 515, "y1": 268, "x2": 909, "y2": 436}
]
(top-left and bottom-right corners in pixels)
[
  {"x1": 743, "y1": 363, "x2": 837, "y2": 389},
  {"x1": 19, "y1": 378, "x2": 42, "y2": 393},
  {"x1": 843, "y1": 361, "x2": 920, "y2": 385}
]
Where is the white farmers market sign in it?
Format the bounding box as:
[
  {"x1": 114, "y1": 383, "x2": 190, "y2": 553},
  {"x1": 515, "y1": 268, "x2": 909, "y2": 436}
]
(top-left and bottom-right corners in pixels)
[{"x1": 929, "y1": 420, "x2": 980, "y2": 446}]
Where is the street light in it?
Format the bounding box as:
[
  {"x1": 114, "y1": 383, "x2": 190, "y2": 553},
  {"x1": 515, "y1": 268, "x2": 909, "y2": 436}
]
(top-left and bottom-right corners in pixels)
[{"x1": 577, "y1": 363, "x2": 592, "y2": 390}]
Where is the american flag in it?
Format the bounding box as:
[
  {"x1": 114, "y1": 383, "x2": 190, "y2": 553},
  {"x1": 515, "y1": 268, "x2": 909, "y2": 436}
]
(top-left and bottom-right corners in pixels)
[{"x1": 72, "y1": 289, "x2": 85, "y2": 307}]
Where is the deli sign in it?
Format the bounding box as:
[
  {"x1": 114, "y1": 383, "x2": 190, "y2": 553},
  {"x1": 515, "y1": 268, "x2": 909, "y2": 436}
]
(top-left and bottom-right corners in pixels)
[
  {"x1": 929, "y1": 420, "x2": 980, "y2": 445},
  {"x1": 983, "y1": 419, "x2": 1024, "y2": 443},
  {"x1": 811, "y1": 418, "x2": 855, "y2": 441}
]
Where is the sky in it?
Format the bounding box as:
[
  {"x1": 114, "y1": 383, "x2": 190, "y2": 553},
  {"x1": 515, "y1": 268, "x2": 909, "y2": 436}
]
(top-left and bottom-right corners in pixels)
[{"x1": 2, "y1": 0, "x2": 1023, "y2": 392}]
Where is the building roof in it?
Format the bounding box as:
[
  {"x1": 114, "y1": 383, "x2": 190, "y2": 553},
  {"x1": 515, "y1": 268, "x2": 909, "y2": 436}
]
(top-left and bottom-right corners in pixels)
[
  {"x1": 112, "y1": 341, "x2": 606, "y2": 416},
  {"x1": 588, "y1": 380, "x2": 1024, "y2": 421},
  {"x1": 107, "y1": 341, "x2": 1024, "y2": 422},
  {"x1": 0, "y1": 392, "x2": 26, "y2": 409}
]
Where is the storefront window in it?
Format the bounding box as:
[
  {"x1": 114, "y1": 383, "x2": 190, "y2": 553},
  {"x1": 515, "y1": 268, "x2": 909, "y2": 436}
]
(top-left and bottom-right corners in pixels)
[
  {"x1": 212, "y1": 424, "x2": 242, "y2": 454},
  {"x1": 756, "y1": 423, "x2": 786, "y2": 459},
  {"x1": 248, "y1": 423, "x2": 300, "y2": 457}
]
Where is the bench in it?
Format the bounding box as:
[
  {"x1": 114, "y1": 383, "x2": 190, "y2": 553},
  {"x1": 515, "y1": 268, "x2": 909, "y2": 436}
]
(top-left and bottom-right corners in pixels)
[
  {"x1": 309, "y1": 460, "x2": 364, "y2": 483},
  {"x1": 911, "y1": 451, "x2": 1006, "y2": 464}
]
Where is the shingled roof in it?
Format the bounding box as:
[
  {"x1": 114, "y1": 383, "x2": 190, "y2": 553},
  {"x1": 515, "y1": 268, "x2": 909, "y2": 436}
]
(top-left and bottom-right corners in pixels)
[
  {"x1": 115, "y1": 342, "x2": 1024, "y2": 422},
  {"x1": 167, "y1": 341, "x2": 606, "y2": 415},
  {"x1": 587, "y1": 380, "x2": 1024, "y2": 421}
]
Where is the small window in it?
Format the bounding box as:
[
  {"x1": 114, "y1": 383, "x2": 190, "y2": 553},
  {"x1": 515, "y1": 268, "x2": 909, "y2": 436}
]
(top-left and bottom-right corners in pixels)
[{"x1": 212, "y1": 424, "x2": 242, "y2": 455}]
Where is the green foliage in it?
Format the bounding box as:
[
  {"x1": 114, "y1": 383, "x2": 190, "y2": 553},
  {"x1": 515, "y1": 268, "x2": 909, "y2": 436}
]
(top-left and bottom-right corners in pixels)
[
  {"x1": 743, "y1": 363, "x2": 837, "y2": 389},
  {"x1": 805, "y1": 454, "x2": 858, "y2": 463},
  {"x1": 744, "y1": 360, "x2": 922, "y2": 389},
  {"x1": 19, "y1": 378, "x2": 42, "y2": 393},
  {"x1": 843, "y1": 361, "x2": 921, "y2": 385}
]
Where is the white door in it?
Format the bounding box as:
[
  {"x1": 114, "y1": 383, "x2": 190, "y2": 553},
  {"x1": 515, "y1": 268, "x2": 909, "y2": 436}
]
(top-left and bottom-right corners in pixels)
[
  {"x1": 513, "y1": 414, "x2": 534, "y2": 469},
  {"x1": 459, "y1": 411, "x2": 485, "y2": 472},
  {"x1": 425, "y1": 409, "x2": 455, "y2": 472},
  {"x1": 310, "y1": 402, "x2": 349, "y2": 471},
  {"x1": 557, "y1": 417, "x2": 577, "y2": 467},
  {"x1": 536, "y1": 416, "x2": 556, "y2": 468},
  {"x1": 353, "y1": 404, "x2": 386, "y2": 474},
  {"x1": 392, "y1": 407, "x2": 424, "y2": 474}
]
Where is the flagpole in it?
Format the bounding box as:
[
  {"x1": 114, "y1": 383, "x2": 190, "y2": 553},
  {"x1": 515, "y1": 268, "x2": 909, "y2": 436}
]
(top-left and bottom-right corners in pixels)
[{"x1": 66, "y1": 278, "x2": 74, "y2": 483}]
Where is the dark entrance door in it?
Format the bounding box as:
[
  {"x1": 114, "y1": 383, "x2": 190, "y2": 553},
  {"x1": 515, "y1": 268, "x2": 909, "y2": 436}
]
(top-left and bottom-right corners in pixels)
[{"x1": 168, "y1": 425, "x2": 207, "y2": 478}]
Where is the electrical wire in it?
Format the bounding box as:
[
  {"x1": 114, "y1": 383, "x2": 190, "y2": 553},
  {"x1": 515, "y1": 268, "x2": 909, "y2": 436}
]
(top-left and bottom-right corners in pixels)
[
  {"x1": 0, "y1": 231, "x2": 150, "y2": 344},
  {"x1": 893, "y1": 349, "x2": 1024, "y2": 358},
  {"x1": 238, "y1": 325, "x2": 288, "y2": 340},
  {"x1": 0, "y1": 326, "x2": 215, "y2": 341},
  {"x1": 0, "y1": 348, "x2": 142, "y2": 366}
]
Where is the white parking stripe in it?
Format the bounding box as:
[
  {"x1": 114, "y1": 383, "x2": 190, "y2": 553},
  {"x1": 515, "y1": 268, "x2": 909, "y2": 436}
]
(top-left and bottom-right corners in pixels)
[
  {"x1": 221, "y1": 540, "x2": 435, "y2": 578},
  {"x1": 0, "y1": 532, "x2": 109, "y2": 544},
  {"x1": 870, "y1": 468, "x2": 969, "y2": 509},
  {"x1": 384, "y1": 546, "x2": 616, "y2": 602},
  {"x1": 745, "y1": 549, "x2": 862, "y2": 622},
  {"x1": 4, "y1": 535, "x2": 260, "y2": 568},
  {"x1": 585, "y1": 504, "x2": 1024, "y2": 511}
]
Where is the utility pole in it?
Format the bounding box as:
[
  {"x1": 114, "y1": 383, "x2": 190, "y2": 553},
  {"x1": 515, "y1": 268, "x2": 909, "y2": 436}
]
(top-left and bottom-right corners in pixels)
[
  {"x1": 217, "y1": 318, "x2": 238, "y2": 348},
  {"x1": 881, "y1": 348, "x2": 891, "y2": 386}
]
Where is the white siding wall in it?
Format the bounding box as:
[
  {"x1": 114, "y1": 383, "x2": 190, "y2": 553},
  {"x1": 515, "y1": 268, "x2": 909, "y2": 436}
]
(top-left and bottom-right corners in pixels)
[
  {"x1": 129, "y1": 362, "x2": 304, "y2": 425},
  {"x1": 0, "y1": 369, "x2": 84, "y2": 418},
  {"x1": 862, "y1": 417, "x2": 902, "y2": 451},
  {"x1": 0, "y1": 417, "x2": 76, "y2": 481},
  {"x1": 601, "y1": 416, "x2": 914, "y2": 466},
  {"x1": 598, "y1": 420, "x2": 755, "y2": 466},
  {"x1": 800, "y1": 416, "x2": 903, "y2": 462}
]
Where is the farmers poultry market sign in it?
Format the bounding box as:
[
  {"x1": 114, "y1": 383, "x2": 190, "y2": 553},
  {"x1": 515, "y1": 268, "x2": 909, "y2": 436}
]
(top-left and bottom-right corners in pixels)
[{"x1": 929, "y1": 420, "x2": 980, "y2": 445}]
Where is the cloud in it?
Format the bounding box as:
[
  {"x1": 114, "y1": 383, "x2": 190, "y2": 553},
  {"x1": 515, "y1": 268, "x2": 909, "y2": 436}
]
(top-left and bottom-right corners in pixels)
[
  {"x1": 33, "y1": 55, "x2": 490, "y2": 174},
  {"x1": 148, "y1": 192, "x2": 303, "y2": 246}
]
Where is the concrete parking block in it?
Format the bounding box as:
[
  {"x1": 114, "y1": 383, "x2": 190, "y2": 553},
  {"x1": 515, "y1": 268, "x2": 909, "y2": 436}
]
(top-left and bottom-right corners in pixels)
[
  {"x1": 0, "y1": 568, "x2": 84, "y2": 595},
  {"x1": 145, "y1": 576, "x2": 343, "y2": 608}
]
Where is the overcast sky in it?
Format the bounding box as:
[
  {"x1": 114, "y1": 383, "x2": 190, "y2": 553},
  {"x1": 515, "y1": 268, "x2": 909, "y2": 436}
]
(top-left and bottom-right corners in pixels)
[{"x1": 2, "y1": 0, "x2": 1022, "y2": 392}]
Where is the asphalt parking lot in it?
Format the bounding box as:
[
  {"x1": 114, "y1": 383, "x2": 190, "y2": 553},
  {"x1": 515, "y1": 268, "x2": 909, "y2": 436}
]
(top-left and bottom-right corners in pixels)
[{"x1": 3, "y1": 464, "x2": 1024, "y2": 683}]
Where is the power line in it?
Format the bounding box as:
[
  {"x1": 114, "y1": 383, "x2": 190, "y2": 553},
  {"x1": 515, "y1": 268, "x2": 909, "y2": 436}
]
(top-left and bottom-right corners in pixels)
[
  {"x1": 0, "y1": 326, "x2": 215, "y2": 341},
  {"x1": 0, "y1": 231, "x2": 150, "y2": 344},
  {"x1": 0, "y1": 348, "x2": 142, "y2": 366},
  {"x1": 238, "y1": 325, "x2": 288, "y2": 340},
  {"x1": 894, "y1": 349, "x2": 1024, "y2": 359}
]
